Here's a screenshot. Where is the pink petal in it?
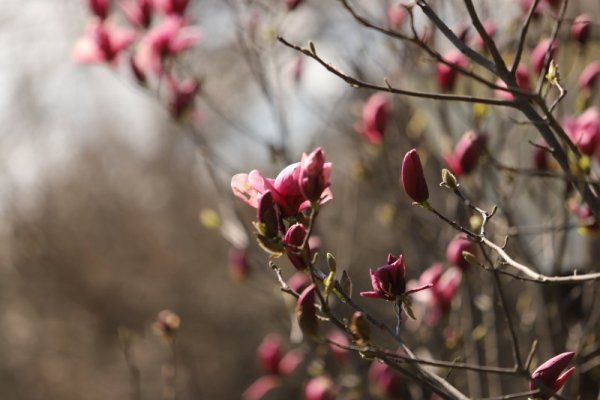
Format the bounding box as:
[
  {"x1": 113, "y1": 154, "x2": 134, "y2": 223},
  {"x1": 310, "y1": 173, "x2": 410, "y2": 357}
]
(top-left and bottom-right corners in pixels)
[
  {"x1": 278, "y1": 349, "x2": 303, "y2": 375},
  {"x1": 72, "y1": 36, "x2": 106, "y2": 63},
  {"x1": 553, "y1": 366, "x2": 576, "y2": 391},
  {"x1": 231, "y1": 173, "x2": 261, "y2": 208},
  {"x1": 243, "y1": 375, "x2": 281, "y2": 400}
]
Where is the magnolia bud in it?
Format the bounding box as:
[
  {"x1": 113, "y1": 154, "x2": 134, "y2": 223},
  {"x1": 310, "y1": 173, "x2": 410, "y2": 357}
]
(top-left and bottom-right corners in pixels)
[
  {"x1": 284, "y1": 223, "x2": 308, "y2": 270},
  {"x1": 571, "y1": 14, "x2": 591, "y2": 45},
  {"x1": 446, "y1": 235, "x2": 477, "y2": 270},
  {"x1": 296, "y1": 284, "x2": 319, "y2": 339},
  {"x1": 529, "y1": 352, "x2": 576, "y2": 398},
  {"x1": 401, "y1": 149, "x2": 429, "y2": 203},
  {"x1": 299, "y1": 148, "x2": 328, "y2": 202}
]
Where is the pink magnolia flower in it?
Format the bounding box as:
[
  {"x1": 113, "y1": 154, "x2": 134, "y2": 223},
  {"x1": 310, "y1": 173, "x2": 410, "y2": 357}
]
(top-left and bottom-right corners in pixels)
[
  {"x1": 531, "y1": 38, "x2": 558, "y2": 75},
  {"x1": 88, "y1": 0, "x2": 111, "y2": 20},
  {"x1": 571, "y1": 14, "x2": 591, "y2": 45},
  {"x1": 231, "y1": 154, "x2": 333, "y2": 217},
  {"x1": 304, "y1": 376, "x2": 337, "y2": 400},
  {"x1": 356, "y1": 94, "x2": 391, "y2": 144},
  {"x1": 135, "y1": 16, "x2": 201, "y2": 75},
  {"x1": 436, "y1": 49, "x2": 469, "y2": 92},
  {"x1": 410, "y1": 264, "x2": 462, "y2": 326},
  {"x1": 299, "y1": 148, "x2": 330, "y2": 202},
  {"x1": 445, "y1": 131, "x2": 487, "y2": 176},
  {"x1": 73, "y1": 20, "x2": 136, "y2": 64},
  {"x1": 562, "y1": 107, "x2": 600, "y2": 156},
  {"x1": 529, "y1": 352, "x2": 576, "y2": 397},
  {"x1": 387, "y1": 4, "x2": 405, "y2": 30},
  {"x1": 369, "y1": 361, "x2": 405, "y2": 398},
  {"x1": 119, "y1": 0, "x2": 154, "y2": 28},
  {"x1": 155, "y1": 0, "x2": 189, "y2": 15},
  {"x1": 401, "y1": 149, "x2": 429, "y2": 203},
  {"x1": 494, "y1": 65, "x2": 531, "y2": 100},
  {"x1": 578, "y1": 61, "x2": 600, "y2": 91},
  {"x1": 166, "y1": 75, "x2": 199, "y2": 120},
  {"x1": 446, "y1": 234, "x2": 477, "y2": 270},
  {"x1": 360, "y1": 254, "x2": 431, "y2": 301}
]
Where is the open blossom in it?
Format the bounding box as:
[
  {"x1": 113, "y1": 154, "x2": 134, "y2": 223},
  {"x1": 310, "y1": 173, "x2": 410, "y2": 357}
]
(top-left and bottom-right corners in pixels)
[
  {"x1": 446, "y1": 234, "x2": 477, "y2": 270},
  {"x1": 401, "y1": 149, "x2": 429, "y2": 203},
  {"x1": 529, "y1": 352, "x2": 576, "y2": 398},
  {"x1": 231, "y1": 151, "x2": 333, "y2": 217},
  {"x1": 73, "y1": 21, "x2": 136, "y2": 64},
  {"x1": 578, "y1": 61, "x2": 600, "y2": 91},
  {"x1": 531, "y1": 38, "x2": 557, "y2": 75},
  {"x1": 445, "y1": 131, "x2": 487, "y2": 176},
  {"x1": 135, "y1": 16, "x2": 201, "y2": 75},
  {"x1": 410, "y1": 264, "x2": 462, "y2": 326},
  {"x1": 360, "y1": 254, "x2": 431, "y2": 301},
  {"x1": 436, "y1": 50, "x2": 469, "y2": 92},
  {"x1": 356, "y1": 94, "x2": 391, "y2": 144}
]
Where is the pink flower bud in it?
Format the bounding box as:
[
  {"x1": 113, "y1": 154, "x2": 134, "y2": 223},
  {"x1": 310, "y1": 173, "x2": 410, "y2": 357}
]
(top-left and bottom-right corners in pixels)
[
  {"x1": 296, "y1": 284, "x2": 319, "y2": 338},
  {"x1": 494, "y1": 65, "x2": 531, "y2": 100},
  {"x1": 446, "y1": 234, "x2": 477, "y2": 270},
  {"x1": 155, "y1": 0, "x2": 189, "y2": 15},
  {"x1": 88, "y1": 0, "x2": 111, "y2": 19},
  {"x1": 357, "y1": 94, "x2": 391, "y2": 144},
  {"x1": 73, "y1": 21, "x2": 136, "y2": 65},
  {"x1": 288, "y1": 272, "x2": 311, "y2": 294},
  {"x1": 120, "y1": 0, "x2": 154, "y2": 28},
  {"x1": 243, "y1": 375, "x2": 280, "y2": 400},
  {"x1": 369, "y1": 361, "x2": 405, "y2": 397},
  {"x1": 529, "y1": 352, "x2": 576, "y2": 397},
  {"x1": 436, "y1": 50, "x2": 469, "y2": 92},
  {"x1": 228, "y1": 247, "x2": 250, "y2": 282},
  {"x1": 299, "y1": 147, "x2": 330, "y2": 202},
  {"x1": 286, "y1": 0, "x2": 304, "y2": 10},
  {"x1": 284, "y1": 223, "x2": 308, "y2": 270},
  {"x1": 571, "y1": 14, "x2": 591, "y2": 45},
  {"x1": 531, "y1": 38, "x2": 558, "y2": 75},
  {"x1": 401, "y1": 149, "x2": 429, "y2": 203},
  {"x1": 578, "y1": 61, "x2": 600, "y2": 91},
  {"x1": 154, "y1": 309, "x2": 181, "y2": 336},
  {"x1": 304, "y1": 376, "x2": 336, "y2": 400},
  {"x1": 387, "y1": 4, "x2": 405, "y2": 30},
  {"x1": 445, "y1": 131, "x2": 487, "y2": 176},
  {"x1": 257, "y1": 334, "x2": 283, "y2": 375}
]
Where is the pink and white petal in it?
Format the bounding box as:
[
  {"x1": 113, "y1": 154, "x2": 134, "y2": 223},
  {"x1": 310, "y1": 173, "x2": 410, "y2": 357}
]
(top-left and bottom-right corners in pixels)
[
  {"x1": 72, "y1": 37, "x2": 105, "y2": 63},
  {"x1": 111, "y1": 28, "x2": 137, "y2": 52},
  {"x1": 231, "y1": 173, "x2": 261, "y2": 208}
]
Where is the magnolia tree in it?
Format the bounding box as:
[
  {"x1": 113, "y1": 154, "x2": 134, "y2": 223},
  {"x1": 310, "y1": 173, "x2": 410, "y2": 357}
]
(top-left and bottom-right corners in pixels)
[{"x1": 75, "y1": 0, "x2": 600, "y2": 399}]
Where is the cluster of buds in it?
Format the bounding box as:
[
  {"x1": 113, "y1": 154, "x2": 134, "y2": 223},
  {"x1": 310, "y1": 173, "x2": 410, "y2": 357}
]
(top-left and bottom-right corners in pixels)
[
  {"x1": 74, "y1": 0, "x2": 201, "y2": 120},
  {"x1": 231, "y1": 148, "x2": 332, "y2": 268}
]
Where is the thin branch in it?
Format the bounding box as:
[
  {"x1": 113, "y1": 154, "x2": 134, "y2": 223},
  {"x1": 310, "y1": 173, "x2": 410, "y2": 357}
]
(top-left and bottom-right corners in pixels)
[
  {"x1": 276, "y1": 36, "x2": 515, "y2": 107},
  {"x1": 511, "y1": 0, "x2": 541, "y2": 73}
]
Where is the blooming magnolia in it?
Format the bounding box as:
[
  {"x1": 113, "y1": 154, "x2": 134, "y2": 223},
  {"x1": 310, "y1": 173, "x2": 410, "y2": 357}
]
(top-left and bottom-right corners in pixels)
[
  {"x1": 360, "y1": 254, "x2": 431, "y2": 301},
  {"x1": 436, "y1": 50, "x2": 469, "y2": 92},
  {"x1": 445, "y1": 131, "x2": 487, "y2": 176},
  {"x1": 135, "y1": 16, "x2": 201, "y2": 75},
  {"x1": 410, "y1": 263, "x2": 462, "y2": 326},
  {"x1": 73, "y1": 21, "x2": 136, "y2": 64},
  {"x1": 529, "y1": 352, "x2": 576, "y2": 398},
  {"x1": 231, "y1": 151, "x2": 333, "y2": 217},
  {"x1": 401, "y1": 149, "x2": 429, "y2": 203},
  {"x1": 356, "y1": 93, "x2": 391, "y2": 144}
]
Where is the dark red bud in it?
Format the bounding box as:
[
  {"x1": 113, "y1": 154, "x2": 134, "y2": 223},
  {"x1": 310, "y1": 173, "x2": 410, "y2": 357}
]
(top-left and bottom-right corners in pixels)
[{"x1": 401, "y1": 149, "x2": 429, "y2": 203}]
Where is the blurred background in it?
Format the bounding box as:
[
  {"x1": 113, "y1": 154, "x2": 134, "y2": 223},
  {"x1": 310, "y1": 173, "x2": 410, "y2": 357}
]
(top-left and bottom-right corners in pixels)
[{"x1": 0, "y1": 0, "x2": 599, "y2": 399}]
